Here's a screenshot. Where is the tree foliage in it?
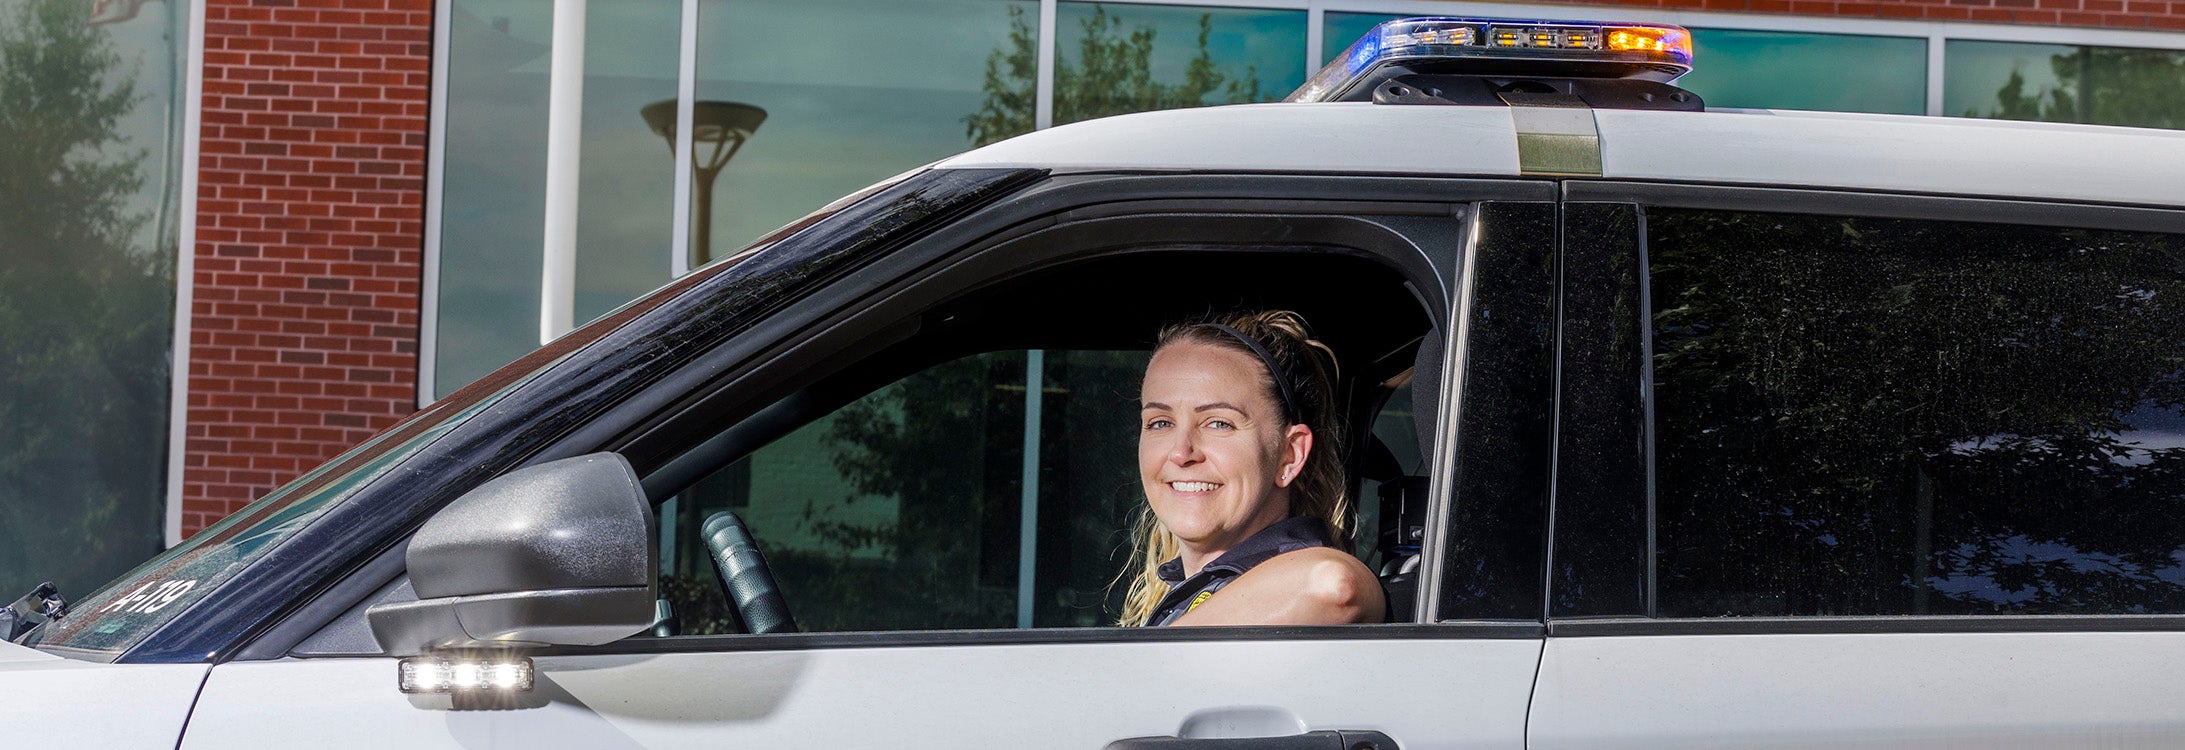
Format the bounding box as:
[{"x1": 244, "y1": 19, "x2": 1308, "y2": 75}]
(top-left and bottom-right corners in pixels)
[
  {"x1": 1971, "y1": 46, "x2": 2185, "y2": 129},
  {"x1": 966, "y1": 4, "x2": 1268, "y2": 147},
  {"x1": 0, "y1": 0, "x2": 170, "y2": 598}
]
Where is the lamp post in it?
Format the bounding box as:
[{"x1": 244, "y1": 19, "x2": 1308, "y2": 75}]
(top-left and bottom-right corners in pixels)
[{"x1": 641, "y1": 100, "x2": 766, "y2": 266}]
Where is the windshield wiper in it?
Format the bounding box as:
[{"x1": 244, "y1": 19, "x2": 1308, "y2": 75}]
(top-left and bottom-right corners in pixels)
[{"x1": 1, "y1": 582, "x2": 66, "y2": 642}]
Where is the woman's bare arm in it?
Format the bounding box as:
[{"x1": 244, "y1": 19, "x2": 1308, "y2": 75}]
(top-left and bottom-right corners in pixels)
[{"x1": 1171, "y1": 547, "x2": 1385, "y2": 626}]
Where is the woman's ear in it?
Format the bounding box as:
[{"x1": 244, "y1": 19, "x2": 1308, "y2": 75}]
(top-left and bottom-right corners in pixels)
[{"x1": 1276, "y1": 424, "x2": 1313, "y2": 488}]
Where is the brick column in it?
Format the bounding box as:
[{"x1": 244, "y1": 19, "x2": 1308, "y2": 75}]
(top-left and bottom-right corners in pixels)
[{"x1": 185, "y1": 0, "x2": 434, "y2": 535}]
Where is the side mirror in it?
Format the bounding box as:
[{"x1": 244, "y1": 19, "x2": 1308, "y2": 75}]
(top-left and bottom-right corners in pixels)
[{"x1": 368, "y1": 453, "x2": 657, "y2": 656}]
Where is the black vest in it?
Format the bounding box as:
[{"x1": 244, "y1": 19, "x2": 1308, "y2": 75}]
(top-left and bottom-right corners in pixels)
[{"x1": 1144, "y1": 516, "x2": 1335, "y2": 626}]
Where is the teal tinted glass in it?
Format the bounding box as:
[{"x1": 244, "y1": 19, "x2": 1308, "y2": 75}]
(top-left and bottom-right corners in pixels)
[
  {"x1": 1322, "y1": 12, "x2": 1403, "y2": 65},
  {"x1": 435, "y1": 1, "x2": 687, "y2": 398},
  {"x1": 1946, "y1": 40, "x2": 2185, "y2": 129},
  {"x1": 0, "y1": 0, "x2": 190, "y2": 597},
  {"x1": 694, "y1": 0, "x2": 1034, "y2": 255},
  {"x1": 572, "y1": 2, "x2": 681, "y2": 323},
  {"x1": 1679, "y1": 29, "x2": 1925, "y2": 114},
  {"x1": 1054, "y1": 2, "x2": 1305, "y2": 125},
  {"x1": 434, "y1": 0, "x2": 552, "y2": 397}
]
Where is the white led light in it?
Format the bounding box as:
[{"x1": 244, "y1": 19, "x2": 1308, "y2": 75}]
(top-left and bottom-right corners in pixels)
[
  {"x1": 399, "y1": 659, "x2": 446, "y2": 693},
  {"x1": 398, "y1": 654, "x2": 536, "y2": 694},
  {"x1": 489, "y1": 662, "x2": 532, "y2": 690}
]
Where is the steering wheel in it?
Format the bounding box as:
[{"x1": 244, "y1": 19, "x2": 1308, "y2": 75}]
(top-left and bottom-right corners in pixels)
[{"x1": 700, "y1": 510, "x2": 798, "y2": 634}]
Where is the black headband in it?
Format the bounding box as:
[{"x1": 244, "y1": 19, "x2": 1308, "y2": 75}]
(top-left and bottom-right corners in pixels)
[{"x1": 1196, "y1": 323, "x2": 1301, "y2": 425}]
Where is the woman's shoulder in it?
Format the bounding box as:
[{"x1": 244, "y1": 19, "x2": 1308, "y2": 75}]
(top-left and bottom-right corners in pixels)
[
  {"x1": 1174, "y1": 545, "x2": 1384, "y2": 626},
  {"x1": 1253, "y1": 546, "x2": 1381, "y2": 605}
]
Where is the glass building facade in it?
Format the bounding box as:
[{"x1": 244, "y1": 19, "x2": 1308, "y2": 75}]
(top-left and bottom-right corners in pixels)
[
  {"x1": 0, "y1": 0, "x2": 192, "y2": 598},
  {"x1": 6, "y1": 0, "x2": 2185, "y2": 605},
  {"x1": 428, "y1": 5, "x2": 2185, "y2": 406}
]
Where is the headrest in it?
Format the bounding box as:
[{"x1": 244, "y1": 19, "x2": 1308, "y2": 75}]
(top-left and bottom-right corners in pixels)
[{"x1": 1412, "y1": 325, "x2": 1443, "y2": 457}]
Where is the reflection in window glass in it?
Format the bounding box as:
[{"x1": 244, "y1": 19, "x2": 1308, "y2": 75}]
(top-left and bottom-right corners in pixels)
[
  {"x1": 434, "y1": 0, "x2": 552, "y2": 397},
  {"x1": 694, "y1": 0, "x2": 1034, "y2": 257},
  {"x1": 572, "y1": 2, "x2": 680, "y2": 323},
  {"x1": 1321, "y1": 12, "x2": 1402, "y2": 66},
  {"x1": 1054, "y1": 3, "x2": 1304, "y2": 125},
  {"x1": 436, "y1": 1, "x2": 684, "y2": 397},
  {"x1": 0, "y1": 0, "x2": 189, "y2": 597},
  {"x1": 1679, "y1": 29, "x2": 1924, "y2": 114},
  {"x1": 1945, "y1": 40, "x2": 2185, "y2": 129},
  {"x1": 1356, "y1": 383, "x2": 1421, "y2": 567},
  {"x1": 1648, "y1": 209, "x2": 2185, "y2": 616},
  {"x1": 658, "y1": 350, "x2": 1146, "y2": 634}
]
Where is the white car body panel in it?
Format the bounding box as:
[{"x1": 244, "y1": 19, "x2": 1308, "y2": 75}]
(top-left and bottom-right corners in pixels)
[
  {"x1": 0, "y1": 640, "x2": 206, "y2": 745},
  {"x1": 940, "y1": 102, "x2": 2185, "y2": 210},
  {"x1": 1594, "y1": 107, "x2": 2185, "y2": 207},
  {"x1": 182, "y1": 638, "x2": 1541, "y2": 748},
  {"x1": 1530, "y1": 631, "x2": 2185, "y2": 749},
  {"x1": 936, "y1": 103, "x2": 1525, "y2": 177}
]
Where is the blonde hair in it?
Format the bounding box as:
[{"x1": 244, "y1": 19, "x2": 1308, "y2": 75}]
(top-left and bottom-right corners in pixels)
[{"x1": 1116, "y1": 310, "x2": 1348, "y2": 626}]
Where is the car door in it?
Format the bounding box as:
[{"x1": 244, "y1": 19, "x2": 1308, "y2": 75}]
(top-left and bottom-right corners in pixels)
[
  {"x1": 177, "y1": 176, "x2": 1561, "y2": 748},
  {"x1": 1531, "y1": 186, "x2": 2185, "y2": 748}
]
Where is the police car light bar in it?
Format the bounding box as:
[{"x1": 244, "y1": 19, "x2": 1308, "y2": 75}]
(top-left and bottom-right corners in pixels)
[{"x1": 1289, "y1": 17, "x2": 1694, "y2": 103}]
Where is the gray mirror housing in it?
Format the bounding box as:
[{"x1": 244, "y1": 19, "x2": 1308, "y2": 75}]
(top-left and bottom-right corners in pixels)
[{"x1": 368, "y1": 452, "x2": 656, "y2": 655}]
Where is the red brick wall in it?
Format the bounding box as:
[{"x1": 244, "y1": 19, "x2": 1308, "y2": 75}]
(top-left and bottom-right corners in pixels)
[
  {"x1": 1555, "y1": 0, "x2": 2185, "y2": 29},
  {"x1": 184, "y1": 0, "x2": 434, "y2": 536}
]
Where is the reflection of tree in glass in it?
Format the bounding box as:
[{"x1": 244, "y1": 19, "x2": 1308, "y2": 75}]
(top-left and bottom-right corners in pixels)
[
  {"x1": 654, "y1": 348, "x2": 1146, "y2": 635},
  {"x1": 966, "y1": 4, "x2": 1268, "y2": 147},
  {"x1": 1971, "y1": 47, "x2": 2185, "y2": 129},
  {"x1": 749, "y1": 350, "x2": 1143, "y2": 632},
  {"x1": 774, "y1": 353, "x2": 1024, "y2": 631},
  {"x1": 0, "y1": 0, "x2": 168, "y2": 596},
  {"x1": 1650, "y1": 210, "x2": 2185, "y2": 616}
]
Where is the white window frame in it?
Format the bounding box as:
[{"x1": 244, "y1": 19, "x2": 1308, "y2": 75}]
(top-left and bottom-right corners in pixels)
[{"x1": 166, "y1": 0, "x2": 210, "y2": 547}]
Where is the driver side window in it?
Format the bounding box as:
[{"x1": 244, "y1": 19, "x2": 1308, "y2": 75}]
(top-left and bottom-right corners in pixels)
[
  {"x1": 656, "y1": 349, "x2": 1149, "y2": 634},
  {"x1": 640, "y1": 247, "x2": 1441, "y2": 637}
]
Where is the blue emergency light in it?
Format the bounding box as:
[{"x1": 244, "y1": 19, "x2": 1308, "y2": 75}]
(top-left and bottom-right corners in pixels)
[{"x1": 1290, "y1": 17, "x2": 1695, "y2": 103}]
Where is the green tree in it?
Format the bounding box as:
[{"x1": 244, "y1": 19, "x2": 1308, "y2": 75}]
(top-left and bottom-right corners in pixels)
[
  {"x1": 966, "y1": 4, "x2": 1268, "y2": 147},
  {"x1": 0, "y1": 0, "x2": 170, "y2": 598},
  {"x1": 1971, "y1": 46, "x2": 2185, "y2": 129}
]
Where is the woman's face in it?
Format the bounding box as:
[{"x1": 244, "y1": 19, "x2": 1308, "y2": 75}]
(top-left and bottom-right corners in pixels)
[{"x1": 1139, "y1": 339, "x2": 1312, "y2": 555}]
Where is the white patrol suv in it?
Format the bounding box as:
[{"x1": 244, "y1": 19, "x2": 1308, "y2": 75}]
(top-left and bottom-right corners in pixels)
[{"x1": 9, "y1": 17, "x2": 2185, "y2": 749}]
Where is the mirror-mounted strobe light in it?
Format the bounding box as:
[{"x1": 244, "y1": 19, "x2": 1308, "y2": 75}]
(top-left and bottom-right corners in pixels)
[
  {"x1": 1288, "y1": 17, "x2": 1694, "y2": 102},
  {"x1": 398, "y1": 653, "x2": 535, "y2": 694}
]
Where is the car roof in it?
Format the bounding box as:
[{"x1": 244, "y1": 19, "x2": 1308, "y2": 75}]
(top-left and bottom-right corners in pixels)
[{"x1": 936, "y1": 102, "x2": 2185, "y2": 210}]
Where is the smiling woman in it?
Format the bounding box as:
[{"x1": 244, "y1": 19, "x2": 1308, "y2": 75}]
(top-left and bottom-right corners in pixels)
[{"x1": 1124, "y1": 311, "x2": 1385, "y2": 627}]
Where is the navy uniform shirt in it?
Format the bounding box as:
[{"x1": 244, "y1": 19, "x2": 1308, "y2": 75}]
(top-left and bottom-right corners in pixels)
[{"x1": 1144, "y1": 516, "x2": 1335, "y2": 627}]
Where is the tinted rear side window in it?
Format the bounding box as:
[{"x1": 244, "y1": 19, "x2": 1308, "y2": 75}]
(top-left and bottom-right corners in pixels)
[{"x1": 1647, "y1": 208, "x2": 2185, "y2": 617}]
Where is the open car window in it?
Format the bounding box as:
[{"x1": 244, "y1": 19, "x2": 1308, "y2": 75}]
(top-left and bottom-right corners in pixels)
[
  {"x1": 636, "y1": 247, "x2": 1442, "y2": 636},
  {"x1": 655, "y1": 348, "x2": 1147, "y2": 633}
]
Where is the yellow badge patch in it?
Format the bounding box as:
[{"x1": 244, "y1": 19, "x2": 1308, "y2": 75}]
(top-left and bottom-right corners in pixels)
[{"x1": 1187, "y1": 590, "x2": 1214, "y2": 612}]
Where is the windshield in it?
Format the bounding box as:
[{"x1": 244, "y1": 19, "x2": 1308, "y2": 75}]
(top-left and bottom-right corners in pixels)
[{"x1": 21, "y1": 372, "x2": 535, "y2": 656}]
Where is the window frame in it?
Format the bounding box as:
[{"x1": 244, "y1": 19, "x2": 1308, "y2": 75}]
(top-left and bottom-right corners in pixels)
[
  {"x1": 518, "y1": 174, "x2": 1557, "y2": 655},
  {"x1": 260, "y1": 173, "x2": 1565, "y2": 660}
]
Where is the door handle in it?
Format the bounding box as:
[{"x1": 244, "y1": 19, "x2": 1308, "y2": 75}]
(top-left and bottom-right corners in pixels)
[{"x1": 1106, "y1": 730, "x2": 1398, "y2": 750}]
